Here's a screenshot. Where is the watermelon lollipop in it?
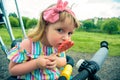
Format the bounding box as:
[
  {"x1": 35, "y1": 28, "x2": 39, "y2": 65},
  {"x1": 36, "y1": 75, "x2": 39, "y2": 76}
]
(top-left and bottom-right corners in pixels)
[{"x1": 57, "y1": 40, "x2": 74, "y2": 53}]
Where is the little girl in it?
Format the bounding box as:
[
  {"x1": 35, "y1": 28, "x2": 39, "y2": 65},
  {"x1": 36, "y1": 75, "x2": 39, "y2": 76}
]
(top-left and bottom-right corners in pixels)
[{"x1": 7, "y1": 0, "x2": 80, "y2": 79}]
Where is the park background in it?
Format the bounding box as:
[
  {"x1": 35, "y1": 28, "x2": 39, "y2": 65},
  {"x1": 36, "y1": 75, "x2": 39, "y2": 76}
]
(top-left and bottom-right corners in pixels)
[{"x1": 0, "y1": 0, "x2": 120, "y2": 80}]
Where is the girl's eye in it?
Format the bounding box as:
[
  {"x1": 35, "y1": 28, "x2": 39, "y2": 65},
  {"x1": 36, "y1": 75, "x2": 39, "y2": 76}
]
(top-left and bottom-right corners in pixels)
[
  {"x1": 57, "y1": 29, "x2": 63, "y2": 33},
  {"x1": 68, "y1": 32, "x2": 73, "y2": 36}
]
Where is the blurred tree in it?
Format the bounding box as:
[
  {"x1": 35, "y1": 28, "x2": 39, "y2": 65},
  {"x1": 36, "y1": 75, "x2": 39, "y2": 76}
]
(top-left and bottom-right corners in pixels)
[
  {"x1": 9, "y1": 12, "x2": 17, "y2": 18},
  {"x1": 82, "y1": 20, "x2": 96, "y2": 31},
  {"x1": 9, "y1": 16, "x2": 19, "y2": 27},
  {"x1": 22, "y1": 17, "x2": 30, "y2": 29},
  {"x1": 101, "y1": 18, "x2": 119, "y2": 34},
  {"x1": 26, "y1": 18, "x2": 38, "y2": 29}
]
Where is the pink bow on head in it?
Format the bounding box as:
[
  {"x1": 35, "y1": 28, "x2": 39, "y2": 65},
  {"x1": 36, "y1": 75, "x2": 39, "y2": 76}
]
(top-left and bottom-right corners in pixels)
[{"x1": 43, "y1": 0, "x2": 75, "y2": 23}]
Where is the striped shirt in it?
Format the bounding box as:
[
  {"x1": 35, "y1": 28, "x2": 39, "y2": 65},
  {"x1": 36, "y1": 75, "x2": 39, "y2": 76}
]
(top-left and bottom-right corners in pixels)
[{"x1": 7, "y1": 41, "x2": 66, "y2": 80}]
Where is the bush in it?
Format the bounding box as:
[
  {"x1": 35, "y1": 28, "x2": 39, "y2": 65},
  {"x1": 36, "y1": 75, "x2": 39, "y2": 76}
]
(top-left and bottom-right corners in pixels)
[
  {"x1": 9, "y1": 16, "x2": 19, "y2": 27},
  {"x1": 26, "y1": 18, "x2": 38, "y2": 29},
  {"x1": 0, "y1": 24, "x2": 5, "y2": 28},
  {"x1": 101, "y1": 18, "x2": 119, "y2": 34},
  {"x1": 22, "y1": 17, "x2": 30, "y2": 29},
  {"x1": 82, "y1": 20, "x2": 96, "y2": 31}
]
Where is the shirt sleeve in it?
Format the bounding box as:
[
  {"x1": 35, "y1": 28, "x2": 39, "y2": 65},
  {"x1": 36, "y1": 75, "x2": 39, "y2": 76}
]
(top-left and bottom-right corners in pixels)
[{"x1": 7, "y1": 43, "x2": 29, "y2": 63}]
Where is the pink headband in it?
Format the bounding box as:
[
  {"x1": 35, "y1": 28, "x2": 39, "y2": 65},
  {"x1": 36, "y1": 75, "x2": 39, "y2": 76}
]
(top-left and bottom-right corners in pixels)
[{"x1": 43, "y1": 0, "x2": 75, "y2": 23}]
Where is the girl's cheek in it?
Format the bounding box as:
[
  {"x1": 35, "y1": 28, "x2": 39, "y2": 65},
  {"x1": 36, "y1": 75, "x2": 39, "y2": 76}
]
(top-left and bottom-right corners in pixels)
[
  {"x1": 53, "y1": 38, "x2": 60, "y2": 46},
  {"x1": 54, "y1": 38, "x2": 59, "y2": 44}
]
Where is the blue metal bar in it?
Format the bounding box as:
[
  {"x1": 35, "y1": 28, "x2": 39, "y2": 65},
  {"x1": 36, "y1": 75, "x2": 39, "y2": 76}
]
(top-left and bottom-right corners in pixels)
[
  {"x1": 0, "y1": 0, "x2": 15, "y2": 41},
  {"x1": 14, "y1": 0, "x2": 27, "y2": 38}
]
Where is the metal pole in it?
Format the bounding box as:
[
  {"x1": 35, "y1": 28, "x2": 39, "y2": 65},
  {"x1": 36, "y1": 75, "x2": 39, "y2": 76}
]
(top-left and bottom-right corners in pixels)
[
  {"x1": 14, "y1": 0, "x2": 27, "y2": 38},
  {"x1": 0, "y1": 0, "x2": 15, "y2": 41},
  {"x1": 0, "y1": 36, "x2": 8, "y2": 54}
]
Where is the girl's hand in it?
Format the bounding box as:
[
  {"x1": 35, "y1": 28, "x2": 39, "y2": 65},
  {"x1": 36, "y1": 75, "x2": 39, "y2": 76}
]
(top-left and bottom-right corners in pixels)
[
  {"x1": 46, "y1": 54, "x2": 57, "y2": 69},
  {"x1": 57, "y1": 40, "x2": 74, "y2": 53},
  {"x1": 36, "y1": 56, "x2": 50, "y2": 69}
]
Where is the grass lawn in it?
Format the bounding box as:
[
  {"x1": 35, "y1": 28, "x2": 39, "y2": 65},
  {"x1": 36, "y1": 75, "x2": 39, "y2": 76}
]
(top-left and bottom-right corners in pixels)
[
  {"x1": 0, "y1": 28, "x2": 120, "y2": 56},
  {"x1": 71, "y1": 31, "x2": 120, "y2": 56}
]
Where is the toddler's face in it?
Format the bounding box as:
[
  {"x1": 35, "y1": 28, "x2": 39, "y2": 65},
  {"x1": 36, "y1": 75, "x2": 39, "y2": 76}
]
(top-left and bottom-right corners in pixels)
[{"x1": 45, "y1": 18, "x2": 76, "y2": 48}]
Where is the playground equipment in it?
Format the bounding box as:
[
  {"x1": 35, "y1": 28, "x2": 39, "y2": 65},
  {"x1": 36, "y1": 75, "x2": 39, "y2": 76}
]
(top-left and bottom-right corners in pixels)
[
  {"x1": 72, "y1": 41, "x2": 109, "y2": 80},
  {"x1": 0, "y1": 0, "x2": 26, "y2": 54},
  {"x1": 0, "y1": 0, "x2": 26, "y2": 42},
  {"x1": 58, "y1": 55, "x2": 74, "y2": 80},
  {"x1": 0, "y1": 0, "x2": 15, "y2": 41},
  {"x1": 0, "y1": 36, "x2": 8, "y2": 54},
  {"x1": 57, "y1": 41, "x2": 109, "y2": 80}
]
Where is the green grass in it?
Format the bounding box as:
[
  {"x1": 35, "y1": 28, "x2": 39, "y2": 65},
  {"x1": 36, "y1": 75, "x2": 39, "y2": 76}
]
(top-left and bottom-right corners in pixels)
[
  {"x1": 0, "y1": 28, "x2": 23, "y2": 46},
  {"x1": 0, "y1": 28, "x2": 120, "y2": 56},
  {"x1": 71, "y1": 31, "x2": 120, "y2": 56}
]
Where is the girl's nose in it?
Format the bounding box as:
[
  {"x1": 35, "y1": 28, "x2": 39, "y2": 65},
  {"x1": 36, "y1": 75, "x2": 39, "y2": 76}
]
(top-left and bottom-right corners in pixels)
[{"x1": 62, "y1": 35, "x2": 69, "y2": 41}]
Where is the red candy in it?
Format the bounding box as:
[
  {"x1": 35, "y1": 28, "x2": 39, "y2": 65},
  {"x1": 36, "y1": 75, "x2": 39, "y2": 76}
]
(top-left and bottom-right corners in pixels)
[{"x1": 57, "y1": 40, "x2": 74, "y2": 53}]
